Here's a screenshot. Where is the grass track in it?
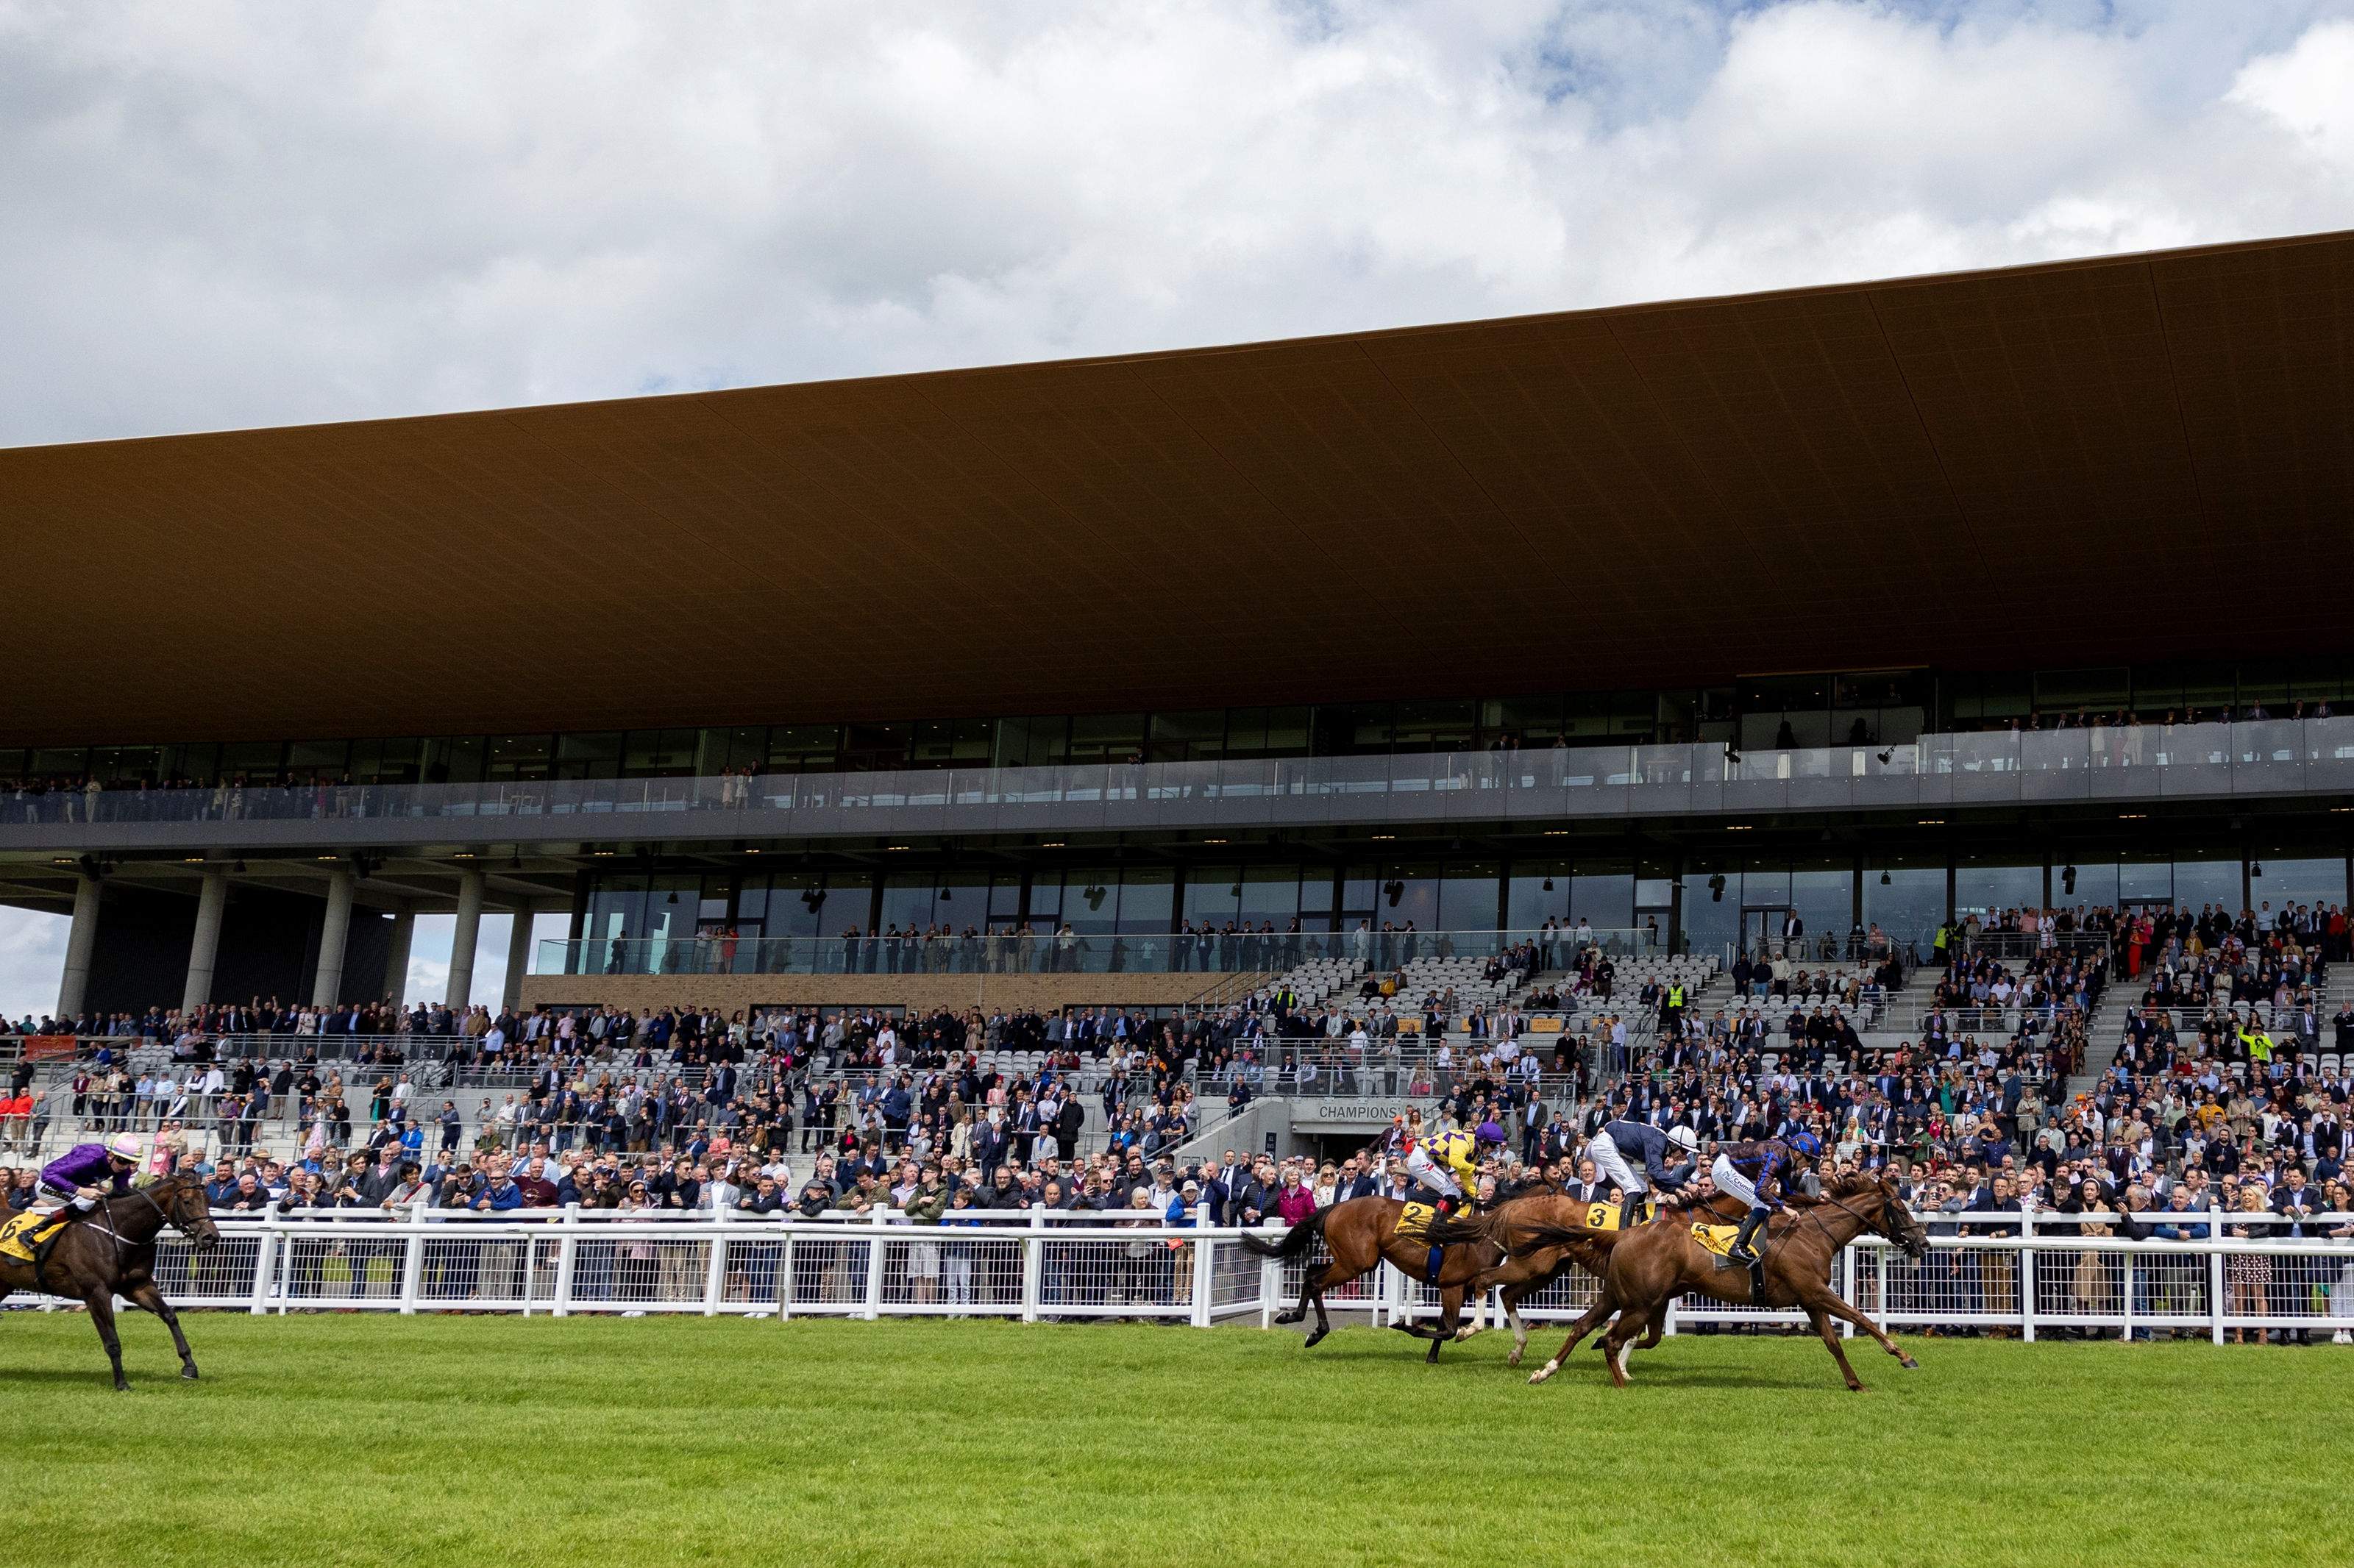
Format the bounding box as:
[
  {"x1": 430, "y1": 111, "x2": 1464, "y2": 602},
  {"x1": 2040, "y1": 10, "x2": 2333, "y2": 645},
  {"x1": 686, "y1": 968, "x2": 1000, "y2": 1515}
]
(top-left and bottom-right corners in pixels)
[{"x1": 1, "y1": 1310, "x2": 2342, "y2": 1567}]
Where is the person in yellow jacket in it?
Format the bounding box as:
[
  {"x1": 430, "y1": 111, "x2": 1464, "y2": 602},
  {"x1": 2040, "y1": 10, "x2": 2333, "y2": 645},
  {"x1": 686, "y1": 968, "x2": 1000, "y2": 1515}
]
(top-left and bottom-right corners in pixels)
[
  {"x1": 2239, "y1": 1023, "x2": 2275, "y2": 1073},
  {"x1": 1403, "y1": 1120, "x2": 1506, "y2": 1216}
]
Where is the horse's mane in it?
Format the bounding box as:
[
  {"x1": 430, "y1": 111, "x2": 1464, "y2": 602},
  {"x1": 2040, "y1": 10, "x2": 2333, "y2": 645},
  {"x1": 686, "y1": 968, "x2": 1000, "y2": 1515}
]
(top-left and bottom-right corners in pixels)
[
  {"x1": 1824, "y1": 1170, "x2": 1885, "y2": 1200},
  {"x1": 1491, "y1": 1175, "x2": 1560, "y2": 1205}
]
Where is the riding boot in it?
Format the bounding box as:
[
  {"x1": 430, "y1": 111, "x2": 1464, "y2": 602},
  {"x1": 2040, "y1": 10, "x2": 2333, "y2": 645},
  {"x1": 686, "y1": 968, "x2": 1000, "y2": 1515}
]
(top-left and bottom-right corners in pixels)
[{"x1": 1728, "y1": 1206, "x2": 1768, "y2": 1265}]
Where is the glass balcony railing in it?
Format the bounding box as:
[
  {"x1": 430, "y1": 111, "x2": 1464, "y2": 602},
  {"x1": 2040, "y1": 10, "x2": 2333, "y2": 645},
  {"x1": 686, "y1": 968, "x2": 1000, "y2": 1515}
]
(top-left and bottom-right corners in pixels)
[
  {"x1": 5, "y1": 716, "x2": 2350, "y2": 844},
  {"x1": 533, "y1": 927, "x2": 1687, "y2": 979}
]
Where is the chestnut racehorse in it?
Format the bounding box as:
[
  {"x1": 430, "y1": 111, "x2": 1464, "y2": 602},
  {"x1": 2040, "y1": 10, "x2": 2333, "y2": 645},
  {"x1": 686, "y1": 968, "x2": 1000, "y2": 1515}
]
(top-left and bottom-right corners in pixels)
[
  {"x1": 1507, "y1": 1172, "x2": 1929, "y2": 1391},
  {"x1": 1238, "y1": 1183, "x2": 1566, "y2": 1363},
  {"x1": 0, "y1": 1174, "x2": 221, "y2": 1391}
]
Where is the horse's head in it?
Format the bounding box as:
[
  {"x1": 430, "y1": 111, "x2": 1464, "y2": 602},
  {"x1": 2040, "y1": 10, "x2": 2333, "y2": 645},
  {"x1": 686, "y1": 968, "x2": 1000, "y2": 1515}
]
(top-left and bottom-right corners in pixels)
[
  {"x1": 1874, "y1": 1175, "x2": 1928, "y2": 1262},
  {"x1": 153, "y1": 1174, "x2": 222, "y2": 1252}
]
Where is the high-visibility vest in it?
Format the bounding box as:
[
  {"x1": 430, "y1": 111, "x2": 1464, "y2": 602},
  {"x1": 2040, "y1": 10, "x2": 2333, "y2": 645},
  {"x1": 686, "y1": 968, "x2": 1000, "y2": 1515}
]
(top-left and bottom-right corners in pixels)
[{"x1": 1667, "y1": 985, "x2": 1685, "y2": 1008}]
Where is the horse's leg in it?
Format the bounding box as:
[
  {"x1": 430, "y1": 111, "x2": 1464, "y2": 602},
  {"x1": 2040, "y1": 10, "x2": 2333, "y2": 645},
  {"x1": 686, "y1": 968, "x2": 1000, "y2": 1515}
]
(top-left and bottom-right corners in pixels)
[
  {"x1": 124, "y1": 1279, "x2": 199, "y2": 1380},
  {"x1": 83, "y1": 1287, "x2": 129, "y2": 1391},
  {"x1": 1427, "y1": 1285, "x2": 1462, "y2": 1363},
  {"x1": 1273, "y1": 1261, "x2": 1314, "y2": 1325},
  {"x1": 1632, "y1": 1300, "x2": 1670, "y2": 1350},
  {"x1": 1598, "y1": 1306, "x2": 1640, "y2": 1388},
  {"x1": 1304, "y1": 1280, "x2": 1333, "y2": 1350},
  {"x1": 1529, "y1": 1283, "x2": 1616, "y2": 1385},
  {"x1": 1802, "y1": 1278, "x2": 1919, "y2": 1371},
  {"x1": 1804, "y1": 1302, "x2": 1866, "y2": 1392}
]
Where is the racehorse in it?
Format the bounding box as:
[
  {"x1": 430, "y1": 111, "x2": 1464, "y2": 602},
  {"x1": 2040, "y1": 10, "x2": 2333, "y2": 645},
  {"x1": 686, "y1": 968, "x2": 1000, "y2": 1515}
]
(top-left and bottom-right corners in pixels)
[
  {"x1": 1506, "y1": 1171, "x2": 1929, "y2": 1391},
  {"x1": 1237, "y1": 1183, "x2": 1562, "y2": 1363},
  {"x1": 1421, "y1": 1196, "x2": 1625, "y2": 1368},
  {"x1": 0, "y1": 1174, "x2": 222, "y2": 1391}
]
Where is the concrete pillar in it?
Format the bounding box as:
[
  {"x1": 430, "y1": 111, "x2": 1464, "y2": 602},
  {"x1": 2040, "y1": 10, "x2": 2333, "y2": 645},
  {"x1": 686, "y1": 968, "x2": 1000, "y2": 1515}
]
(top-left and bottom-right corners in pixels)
[
  {"x1": 56, "y1": 874, "x2": 102, "y2": 1023},
  {"x1": 182, "y1": 869, "x2": 230, "y2": 1016},
  {"x1": 312, "y1": 870, "x2": 356, "y2": 1006},
  {"x1": 502, "y1": 909, "x2": 536, "y2": 1011},
  {"x1": 383, "y1": 901, "x2": 415, "y2": 1005},
  {"x1": 445, "y1": 869, "x2": 486, "y2": 1008}
]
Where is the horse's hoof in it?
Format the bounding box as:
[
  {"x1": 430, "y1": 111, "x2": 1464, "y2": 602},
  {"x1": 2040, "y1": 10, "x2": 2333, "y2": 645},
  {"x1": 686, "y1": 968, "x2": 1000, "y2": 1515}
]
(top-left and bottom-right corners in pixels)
[
  {"x1": 1273, "y1": 1311, "x2": 1302, "y2": 1325},
  {"x1": 1899, "y1": 1357, "x2": 1919, "y2": 1370},
  {"x1": 1302, "y1": 1329, "x2": 1327, "y2": 1350},
  {"x1": 181, "y1": 1366, "x2": 201, "y2": 1380},
  {"x1": 1529, "y1": 1359, "x2": 1558, "y2": 1385},
  {"x1": 1507, "y1": 1350, "x2": 1523, "y2": 1367}
]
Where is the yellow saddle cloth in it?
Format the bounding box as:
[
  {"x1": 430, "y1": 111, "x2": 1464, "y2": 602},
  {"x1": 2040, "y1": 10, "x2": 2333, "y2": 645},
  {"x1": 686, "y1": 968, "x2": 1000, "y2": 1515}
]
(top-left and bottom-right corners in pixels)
[
  {"x1": 1691, "y1": 1223, "x2": 1742, "y2": 1258},
  {"x1": 1396, "y1": 1202, "x2": 1437, "y2": 1244},
  {"x1": 1585, "y1": 1202, "x2": 1624, "y2": 1231},
  {"x1": 0, "y1": 1209, "x2": 64, "y2": 1265}
]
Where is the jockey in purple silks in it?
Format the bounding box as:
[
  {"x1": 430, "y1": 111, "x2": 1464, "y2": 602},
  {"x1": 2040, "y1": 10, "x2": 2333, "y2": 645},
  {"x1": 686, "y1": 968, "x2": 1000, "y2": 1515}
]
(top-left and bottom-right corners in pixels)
[{"x1": 39, "y1": 1133, "x2": 145, "y2": 1218}]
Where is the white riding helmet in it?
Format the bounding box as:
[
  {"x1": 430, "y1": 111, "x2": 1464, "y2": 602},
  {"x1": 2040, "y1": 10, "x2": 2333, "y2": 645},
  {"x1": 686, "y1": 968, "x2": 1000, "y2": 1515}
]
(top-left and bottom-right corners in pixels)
[{"x1": 1666, "y1": 1126, "x2": 1700, "y2": 1155}]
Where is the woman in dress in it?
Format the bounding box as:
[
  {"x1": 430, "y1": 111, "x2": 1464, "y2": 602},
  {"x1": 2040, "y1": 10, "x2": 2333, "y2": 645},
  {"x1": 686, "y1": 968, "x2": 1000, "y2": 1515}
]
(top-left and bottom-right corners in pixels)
[{"x1": 2225, "y1": 1183, "x2": 2274, "y2": 1343}]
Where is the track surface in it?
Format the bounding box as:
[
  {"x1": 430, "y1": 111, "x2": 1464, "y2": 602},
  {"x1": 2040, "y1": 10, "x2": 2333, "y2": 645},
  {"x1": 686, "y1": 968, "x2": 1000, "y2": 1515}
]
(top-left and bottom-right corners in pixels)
[{"x1": 1, "y1": 1312, "x2": 2342, "y2": 1567}]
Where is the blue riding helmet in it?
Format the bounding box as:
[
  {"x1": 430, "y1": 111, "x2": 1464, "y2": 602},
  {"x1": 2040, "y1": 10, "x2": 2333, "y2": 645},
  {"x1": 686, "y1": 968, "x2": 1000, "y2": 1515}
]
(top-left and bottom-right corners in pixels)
[
  {"x1": 1786, "y1": 1130, "x2": 1823, "y2": 1160},
  {"x1": 1474, "y1": 1121, "x2": 1507, "y2": 1145}
]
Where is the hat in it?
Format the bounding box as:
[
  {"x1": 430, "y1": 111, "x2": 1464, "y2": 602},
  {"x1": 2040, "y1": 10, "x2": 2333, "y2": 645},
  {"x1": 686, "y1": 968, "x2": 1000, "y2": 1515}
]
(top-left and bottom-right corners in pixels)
[
  {"x1": 107, "y1": 1133, "x2": 143, "y2": 1162},
  {"x1": 1181, "y1": 1180, "x2": 1201, "y2": 1194}
]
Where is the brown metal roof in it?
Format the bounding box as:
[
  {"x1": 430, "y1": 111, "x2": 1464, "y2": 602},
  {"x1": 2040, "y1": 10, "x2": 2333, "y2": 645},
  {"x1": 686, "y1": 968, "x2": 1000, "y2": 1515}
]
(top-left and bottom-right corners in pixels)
[{"x1": 6, "y1": 228, "x2": 2350, "y2": 746}]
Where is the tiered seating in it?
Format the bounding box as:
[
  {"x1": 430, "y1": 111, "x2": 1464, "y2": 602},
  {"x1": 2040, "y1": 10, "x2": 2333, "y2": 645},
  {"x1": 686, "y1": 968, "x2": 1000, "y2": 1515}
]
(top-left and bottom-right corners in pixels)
[{"x1": 1268, "y1": 957, "x2": 1368, "y2": 1006}]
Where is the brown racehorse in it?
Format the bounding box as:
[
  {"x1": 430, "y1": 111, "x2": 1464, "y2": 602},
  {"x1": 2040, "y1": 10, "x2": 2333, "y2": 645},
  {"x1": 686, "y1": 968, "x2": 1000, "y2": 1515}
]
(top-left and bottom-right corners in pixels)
[
  {"x1": 1238, "y1": 1185, "x2": 1562, "y2": 1363},
  {"x1": 1507, "y1": 1171, "x2": 1929, "y2": 1391},
  {"x1": 1423, "y1": 1196, "x2": 1625, "y2": 1367},
  {"x1": 0, "y1": 1174, "x2": 221, "y2": 1391}
]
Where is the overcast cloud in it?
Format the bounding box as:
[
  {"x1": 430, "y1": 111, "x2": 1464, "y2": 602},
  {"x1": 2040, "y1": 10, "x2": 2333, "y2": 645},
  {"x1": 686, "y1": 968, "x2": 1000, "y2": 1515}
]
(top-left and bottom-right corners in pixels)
[{"x1": 5, "y1": 0, "x2": 2354, "y2": 1013}]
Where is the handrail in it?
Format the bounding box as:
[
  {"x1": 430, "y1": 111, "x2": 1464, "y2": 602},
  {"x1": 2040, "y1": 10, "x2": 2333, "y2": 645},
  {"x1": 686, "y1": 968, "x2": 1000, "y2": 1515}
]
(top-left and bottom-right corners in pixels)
[{"x1": 5, "y1": 715, "x2": 2351, "y2": 844}]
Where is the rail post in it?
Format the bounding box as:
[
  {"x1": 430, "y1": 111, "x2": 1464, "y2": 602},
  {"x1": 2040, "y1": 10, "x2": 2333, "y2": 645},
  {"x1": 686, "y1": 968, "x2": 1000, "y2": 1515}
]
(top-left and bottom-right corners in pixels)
[
  {"x1": 864, "y1": 1207, "x2": 887, "y2": 1322},
  {"x1": 398, "y1": 1207, "x2": 424, "y2": 1316},
  {"x1": 248, "y1": 1214, "x2": 277, "y2": 1316},
  {"x1": 1020, "y1": 1207, "x2": 1043, "y2": 1324},
  {"x1": 2211, "y1": 1235, "x2": 2227, "y2": 1345},
  {"x1": 778, "y1": 1224, "x2": 794, "y2": 1323},
  {"x1": 553, "y1": 1203, "x2": 579, "y2": 1318},
  {"x1": 2019, "y1": 1210, "x2": 2035, "y2": 1343},
  {"x1": 1260, "y1": 1238, "x2": 1281, "y2": 1330},
  {"x1": 1190, "y1": 1205, "x2": 1215, "y2": 1328},
  {"x1": 704, "y1": 1200, "x2": 728, "y2": 1317}
]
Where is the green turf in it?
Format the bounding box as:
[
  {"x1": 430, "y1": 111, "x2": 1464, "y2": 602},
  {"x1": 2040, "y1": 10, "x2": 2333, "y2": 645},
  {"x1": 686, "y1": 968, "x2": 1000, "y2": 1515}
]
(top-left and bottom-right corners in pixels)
[{"x1": 0, "y1": 1310, "x2": 2341, "y2": 1567}]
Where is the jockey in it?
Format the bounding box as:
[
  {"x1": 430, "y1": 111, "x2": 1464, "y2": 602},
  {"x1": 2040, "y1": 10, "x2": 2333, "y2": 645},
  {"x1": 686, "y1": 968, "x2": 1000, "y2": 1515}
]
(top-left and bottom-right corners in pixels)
[
  {"x1": 39, "y1": 1134, "x2": 144, "y2": 1219},
  {"x1": 1404, "y1": 1120, "x2": 1506, "y2": 1215},
  {"x1": 1717, "y1": 1129, "x2": 1823, "y2": 1265},
  {"x1": 1585, "y1": 1119, "x2": 1699, "y2": 1225}
]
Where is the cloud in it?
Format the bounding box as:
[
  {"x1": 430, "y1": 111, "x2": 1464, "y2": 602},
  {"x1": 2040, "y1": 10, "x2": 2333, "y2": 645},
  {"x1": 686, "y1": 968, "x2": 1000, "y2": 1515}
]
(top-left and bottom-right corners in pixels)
[
  {"x1": 0, "y1": 908, "x2": 68, "y2": 1024},
  {"x1": 0, "y1": 0, "x2": 2350, "y2": 449}
]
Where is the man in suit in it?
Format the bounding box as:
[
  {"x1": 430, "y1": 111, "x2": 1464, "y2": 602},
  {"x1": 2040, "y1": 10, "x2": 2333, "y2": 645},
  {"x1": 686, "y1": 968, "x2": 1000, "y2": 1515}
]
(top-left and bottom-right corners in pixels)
[
  {"x1": 1336, "y1": 1151, "x2": 1379, "y2": 1202},
  {"x1": 1564, "y1": 1158, "x2": 1605, "y2": 1205},
  {"x1": 1053, "y1": 1094, "x2": 1084, "y2": 1162}
]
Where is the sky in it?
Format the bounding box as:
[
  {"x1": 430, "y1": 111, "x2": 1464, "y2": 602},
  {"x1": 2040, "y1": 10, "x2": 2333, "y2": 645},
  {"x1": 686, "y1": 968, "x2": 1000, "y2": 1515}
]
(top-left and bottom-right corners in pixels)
[{"x1": 4, "y1": 0, "x2": 2354, "y2": 1015}]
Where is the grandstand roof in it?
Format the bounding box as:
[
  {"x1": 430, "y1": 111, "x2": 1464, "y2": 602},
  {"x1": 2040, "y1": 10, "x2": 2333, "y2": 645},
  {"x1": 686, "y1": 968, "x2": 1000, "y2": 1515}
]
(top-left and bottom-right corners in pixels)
[{"x1": 7, "y1": 228, "x2": 2353, "y2": 746}]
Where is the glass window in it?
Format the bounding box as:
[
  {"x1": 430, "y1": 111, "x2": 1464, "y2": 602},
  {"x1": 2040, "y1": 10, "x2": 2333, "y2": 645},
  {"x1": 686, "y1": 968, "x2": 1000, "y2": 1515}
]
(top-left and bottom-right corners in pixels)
[
  {"x1": 1790, "y1": 859, "x2": 1855, "y2": 950},
  {"x1": 1146, "y1": 711, "x2": 1223, "y2": 765},
  {"x1": 1504, "y1": 861, "x2": 1573, "y2": 930},
  {"x1": 1059, "y1": 870, "x2": 1119, "y2": 935},
  {"x1": 842, "y1": 723, "x2": 911, "y2": 771},
  {"x1": 766, "y1": 725, "x2": 842, "y2": 773},
  {"x1": 1439, "y1": 863, "x2": 1500, "y2": 933},
  {"x1": 555, "y1": 733, "x2": 622, "y2": 781},
  {"x1": 622, "y1": 730, "x2": 697, "y2": 778},
  {"x1": 1114, "y1": 868, "x2": 1175, "y2": 934},
  {"x1": 1682, "y1": 859, "x2": 1741, "y2": 961},
  {"x1": 219, "y1": 741, "x2": 285, "y2": 779},
  {"x1": 988, "y1": 875, "x2": 1024, "y2": 922},
  {"x1": 1026, "y1": 875, "x2": 1062, "y2": 924},
  {"x1": 1855, "y1": 857, "x2": 1949, "y2": 951},
  {"x1": 2174, "y1": 855, "x2": 2243, "y2": 915},
  {"x1": 1393, "y1": 700, "x2": 1476, "y2": 754},
  {"x1": 1376, "y1": 866, "x2": 1440, "y2": 928},
  {"x1": 484, "y1": 735, "x2": 550, "y2": 782},
  {"x1": 1955, "y1": 858, "x2": 2041, "y2": 920},
  {"x1": 1183, "y1": 866, "x2": 1241, "y2": 925},
  {"x1": 287, "y1": 739, "x2": 352, "y2": 775},
  {"x1": 2249, "y1": 855, "x2": 2347, "y2": 921},
  {"x1": 1068, "y1": 713, "x2": 1144, "y2": 762},
  {"x1": 2055, "y1": 855, "x2": 2119, "y2": 914},
  {"x1": 1571, "y1": 860, "x2": 1634, "y2": 935}
]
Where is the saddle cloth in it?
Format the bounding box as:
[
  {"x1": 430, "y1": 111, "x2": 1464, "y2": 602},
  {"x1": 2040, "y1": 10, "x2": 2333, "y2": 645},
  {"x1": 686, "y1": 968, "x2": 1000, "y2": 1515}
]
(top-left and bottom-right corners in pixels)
[
  {"x1": 1584, "y1": 1202, "x2": 1624, "y2": 1231},
  {"x1": 0, "y1": 1208, "x2": 64, "y2": 1265},
  {"x1": 1690, "y1": 1223, "x2": 1742, "y2": 1259},
  {"x1": 1395, "y1": 1202, "x2": 1437, "y2": 1244}
]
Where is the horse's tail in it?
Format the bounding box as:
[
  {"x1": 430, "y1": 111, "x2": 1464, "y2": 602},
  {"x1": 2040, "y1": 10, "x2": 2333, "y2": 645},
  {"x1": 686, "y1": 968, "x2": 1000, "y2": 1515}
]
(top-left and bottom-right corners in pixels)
[
  {"x1": 1505, "y1": 1221, "x2": 1615, "y2": 1260},
  {"x1": 1421, "y1": 1212, "x2": 1494, "y2": 1247},
  {"x1": 1237, "y1": 1206, "x2": 1330, "y2": 1259}
]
